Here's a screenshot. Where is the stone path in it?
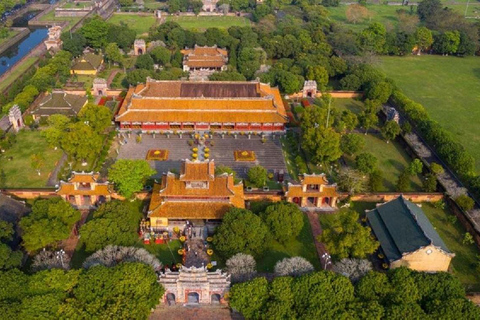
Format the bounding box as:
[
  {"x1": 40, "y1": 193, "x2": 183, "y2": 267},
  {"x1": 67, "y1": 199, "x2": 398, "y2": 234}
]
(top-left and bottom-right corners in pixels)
[
  {"x1": 47, "y1": 152, "x2": 67, "y2": 187},
  {"x1": 59, "y1": 210, "x2": 90, "y2": 256},
  {"x1": 150, "y1": 305, "x2": 240, "y2": 320},
  {"x1": 305, "y1": 210, "x2": 333, "y2": 270},
  {"x1": 106, "y1": 69, "x2": 120, "y2": 87}
]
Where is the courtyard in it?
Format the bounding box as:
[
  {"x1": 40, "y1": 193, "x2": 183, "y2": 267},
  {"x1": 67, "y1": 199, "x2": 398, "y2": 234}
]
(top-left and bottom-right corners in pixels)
[{"x1": 116, "y1": 134, "x2": 289, "y2": 180}]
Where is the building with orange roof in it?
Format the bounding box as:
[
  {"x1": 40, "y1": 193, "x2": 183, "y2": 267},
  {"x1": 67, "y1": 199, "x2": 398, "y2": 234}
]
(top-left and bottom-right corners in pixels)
[
  {"x1": 56, "y1": 172, "x2": 113, "y2": 208},
  {"x1": 181, "y1": 45, "x2": 228, "y2": 75},
  {"x1": 116, "y1": 78, "x2": 288, "y2": 133},
  {"x1": 284, "y1": 174, "x2": 338, "y2": 209},
  {"x1": 148, "y1": 160, "x2": 244, "y2": 228}
]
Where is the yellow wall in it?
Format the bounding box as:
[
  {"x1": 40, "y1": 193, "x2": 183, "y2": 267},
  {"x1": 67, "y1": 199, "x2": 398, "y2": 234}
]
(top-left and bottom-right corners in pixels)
[
  {"x1": 150, "y1": 217, "x2": 168, "y2": 227},
  {"x1": 390, "y1": 245, "x2": 453, "y2": 272},
  {"x1": 70, "y1": 70, "x2": 97, "y2": 75}
]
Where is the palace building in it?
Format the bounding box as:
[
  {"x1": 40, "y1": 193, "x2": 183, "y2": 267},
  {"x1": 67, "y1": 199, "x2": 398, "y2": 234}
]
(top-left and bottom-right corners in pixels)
[
  {"x1": 148, "y1": 160, "x2": 244, "y2": 228},
  {"x1": 115, "y1": 79, "x2": 288, "y2": 133},
  {"x1": 181, "y1": 45, "x2": 228, "y2": 79}
]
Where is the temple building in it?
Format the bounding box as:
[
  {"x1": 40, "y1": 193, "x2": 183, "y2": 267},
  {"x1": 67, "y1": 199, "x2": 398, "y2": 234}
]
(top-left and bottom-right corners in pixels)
[
  {"x1": 116, "y1": 79, "x2": 288, "y2": 133},
  {"x1": 284, "y1": 174, "x2": 339, "y2": 209},
  {"x1": 44, "y1": 26, "x2": 63, "y2": 52},
  {"x1": 31, "y1": 91, "x2": 88, "y2": 119},
  {"x1": 148, "y1": 160, "x2": 244, "y2": 229},
  {"x1": 366, "y1": 196, "x2": 454, "y2": 272},
  {"x1": 56, "y1": 172, "x2": 113, "y2": 208},
  {"x1": 181, "y1": 45, "x2": 228, "y2": 79}
]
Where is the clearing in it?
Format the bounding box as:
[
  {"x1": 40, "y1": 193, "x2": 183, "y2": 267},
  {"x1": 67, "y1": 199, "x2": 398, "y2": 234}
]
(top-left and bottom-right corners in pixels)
[
  {"x1": 0, "y1": 130, "x2": 63, "y2": 188},
  {"x1": 165, "y1": 15, "x2": 251, "y2": 31},
  {"x1": 378, "y1": 55, "x2": 480, "y2": 173},
  {"x1": 107, "y1": 13, "x2": 157, "y2": 35}
]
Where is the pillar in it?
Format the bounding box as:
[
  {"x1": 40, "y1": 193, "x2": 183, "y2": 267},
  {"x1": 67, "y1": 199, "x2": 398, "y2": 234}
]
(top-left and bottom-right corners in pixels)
[{"x1": 300, "y1": 197, "x2": 307, "y2": 207}]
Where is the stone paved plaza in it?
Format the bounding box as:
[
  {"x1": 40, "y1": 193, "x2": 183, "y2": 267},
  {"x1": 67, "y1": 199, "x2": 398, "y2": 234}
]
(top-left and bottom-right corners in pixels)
[{"x1": 116, "y1": 134, "x2": 288, "y2": 179}]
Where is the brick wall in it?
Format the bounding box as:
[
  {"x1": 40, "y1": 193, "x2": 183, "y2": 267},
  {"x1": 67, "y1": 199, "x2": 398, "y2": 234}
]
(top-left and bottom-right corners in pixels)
[{"x1": 345, "y1": 192, "x2": 444, "y2": 203}]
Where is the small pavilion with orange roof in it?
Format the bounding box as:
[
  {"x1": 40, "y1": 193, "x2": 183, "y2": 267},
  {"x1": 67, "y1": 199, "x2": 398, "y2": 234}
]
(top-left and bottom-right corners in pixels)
[
  {"x1": 56, "y1": 172, "x2": 113, "y2": 208},
  {"x1": 284, "y1": 173, "x2": 339, "y2": 209}
]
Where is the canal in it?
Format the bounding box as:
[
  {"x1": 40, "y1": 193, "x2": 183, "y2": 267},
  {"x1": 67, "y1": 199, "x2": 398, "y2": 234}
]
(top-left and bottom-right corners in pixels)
[{"x1": 0, "y1": 10, "x2": 47, "y2": 77}]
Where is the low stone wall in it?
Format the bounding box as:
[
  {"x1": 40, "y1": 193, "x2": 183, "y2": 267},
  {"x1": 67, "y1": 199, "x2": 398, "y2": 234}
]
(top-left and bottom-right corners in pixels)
[
  {"x1": 55, "y1": 8, "x2": 91, "y2": 17},
  {"x1": 244, "y1": 191, "x2": 283, "y2": 202},
  {"x1": 288, "y1": 91, "x2": 363, "y2": 99},
  {"x1": 346, "y1": 192, "x2": 444, "y2": 203},
  {"x1": 3, "y1": 189, "x2": 57, "y2": 199},
  {"x1": 0, "y1": 28, "x2": 30, "y2": 55}
]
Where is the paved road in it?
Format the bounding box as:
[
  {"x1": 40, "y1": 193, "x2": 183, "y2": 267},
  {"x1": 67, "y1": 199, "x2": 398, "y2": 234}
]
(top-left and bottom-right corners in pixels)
[{"x1": 47, "y1": 152, "x2": 67, "y2": 187}]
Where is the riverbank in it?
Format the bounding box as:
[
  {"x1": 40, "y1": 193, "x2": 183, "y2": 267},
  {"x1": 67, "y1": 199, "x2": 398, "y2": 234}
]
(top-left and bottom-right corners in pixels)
[{"x1": 0, "y1": 28, "x2": 30, "y2": 55}]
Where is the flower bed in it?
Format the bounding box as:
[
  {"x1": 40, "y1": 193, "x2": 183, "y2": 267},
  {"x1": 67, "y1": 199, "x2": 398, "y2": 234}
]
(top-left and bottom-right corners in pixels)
[
  {"x1": 146, "y1": 149, "x2": 169, "y2": 161},
  {"x1": 234, "y1": 150, "x2": 256, "y2": 162}
]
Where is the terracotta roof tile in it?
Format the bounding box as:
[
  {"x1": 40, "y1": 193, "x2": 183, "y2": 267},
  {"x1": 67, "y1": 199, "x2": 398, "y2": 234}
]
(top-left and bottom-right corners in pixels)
[
  {"x1": 149, "y1": 201, "x2": 233, "y2": 219},
  {"x1": 285, "y1": 185, "x2": 338, "y2": 198},
  {"x1": 56, "y1": 184, "x2": 111, "y2": 196}
]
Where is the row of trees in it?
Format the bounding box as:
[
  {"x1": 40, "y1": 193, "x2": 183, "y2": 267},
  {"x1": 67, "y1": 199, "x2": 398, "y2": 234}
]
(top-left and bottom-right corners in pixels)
[
  {"x1": 229, "y1": 267, "x2": 480, "y2": 319},
  {"x1": 212, "y1": 202, "x2": 304, "y2": 258},
  {"x1": 0, "y1": 263, "x2": 162, "y2": 319}
]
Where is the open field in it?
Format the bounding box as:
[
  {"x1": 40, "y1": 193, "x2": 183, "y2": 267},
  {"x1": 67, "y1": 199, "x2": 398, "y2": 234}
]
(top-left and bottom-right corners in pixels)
[
  {"x1": 107, "y1": 13, "x2": 157, "y2": 35},
  {"x1": 256, "y1": 214, "x2": 321, "y2": 272},
  {"x1": 165, "y1": 15, "x2": 251, "y2": 30},
  {"x1": 0, "y1": 130, "x2": 63, "y2": 188},
  {"x1": 144, "y1": 0, "x2": 166, "y2": 10},
  {"x1": 378, "y1": 55, "x2": 480, "y2": 173},
  {"x1": 327, "y1": 4, "x2": 403, "y2": 31},
  {"x1": 422, "y1": 202, "x2": 480, "y2": 291},
  {"x1": 0, "y1": 29, "x2": 20, "y2": 46},
  {"x1": 38, "y1": 11, "x2": 82, "y2": 31},
  {"x1": 0, "y1": 56, "x2": 37, "y2": 92}
]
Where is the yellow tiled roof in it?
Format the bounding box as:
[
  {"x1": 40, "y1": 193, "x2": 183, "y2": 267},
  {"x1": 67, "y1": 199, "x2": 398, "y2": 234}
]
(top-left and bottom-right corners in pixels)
[
  {"x1": 179, "y1": 160, "x2": 215, "y2": 181},
  {"x1": 56, "y1": 184, "x2": 111, "y2": 196},
  {"x1": 285, "y1": 185, "x2": 338, "y2": 198},
  {"x1": 149, "y1": 201, "x2": 233, "y2": 219}
]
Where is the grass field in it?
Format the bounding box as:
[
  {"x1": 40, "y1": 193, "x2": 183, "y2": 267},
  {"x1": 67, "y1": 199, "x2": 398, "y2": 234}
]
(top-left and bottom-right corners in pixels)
[
  {"x1": 344, "y1": 133, "x2": 423, "y2": 191},
  {"x1": 327, "y1": 4, "x2": 403, "y2": 31},
  {"x1": 165, "y1": 16, "x2": 251, "y2": 31},
  {"x1": 0, "y1": 29, "x2": 20, "y2": 46},
  {"x1": 0, "y1": 56, "x2": 37, "y2": 92},
  {"x1": 378, "y1": 55, "x2": 480, "y2": 173},
  {"x1": 422, "y1": 202, "x2": 480, "y2": 291},
  {"x1": 108, "y1": 14, "x2": 157, "y2": 35},
  {"x1": 0, "y1": 130, "x2": 63, "y2": 188},
  {"x1": 38, "y1": 11, "x2": 82, "y2": 31},
  {"x1": 144, "y1": 0, "x2": 165, "y2": 10},
  {"x1": 256, "y1": 214, "x2": 320, "y2": 272}
]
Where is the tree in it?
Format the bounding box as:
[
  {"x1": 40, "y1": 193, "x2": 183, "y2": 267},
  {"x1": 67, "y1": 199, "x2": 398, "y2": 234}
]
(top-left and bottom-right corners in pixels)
[
  {"x1": 125, "y1": 69, "x2": 152, "y2": 85},
  {"x1": 369, "y1": 170, "x2": 384, "y2": 192},
  {"x1": 150, "y1": 46, "x2": 171, "y2": 66},
  {"x1": 359, "y1": 22, "x2": 387, "y2": 54},
  {"x1": 209, "y1": 71, "x2": 246, "y2": 81},
  {"x1": 417, "y1": 0, "x2": 441, "y2": 21},
  {"x1": 30, "y1": 153, "x2": 45, "y2": 176},
  {"x1": 79, "y1": 201, "x2": 143, "y2": 252},
  {"x1": 455, "y1": 194, "x2": 474, "y2": 211},
  {"x1": 423, "y1": 173, "x2": 437, "y2": 192},
  {"x1": 338, "y1": 168, "x2": 368, "y2": 194},
  {"x1": 212, "y1": 208, "x2": 269, "y2": 257},
  {"x1": 430, "y1": 162, "x2": 444, "y2": 175},
  {"x1": 0, "y1": 221, "x2": 14, "y2": 242},
  {"x1": 261, "y1": 202, "x2": 303, "y2": 244},
  {"x1": 306, "y1": 66, "x2": 329, "y2": 91},
  {"x1": 274, "y1": 257, "x2": 314, "y2": 277},
  {"x1": 355, "y1": 271, "x2": 391, "y2": 302},
  {"x1": 302, "y1": 126, "x2": 342, "y2": 164},
  {"x1": 108, "y1": 160, "x2": 155, "y2": 198},
  {"x1": 19, "y1": 198, "x2": 81, "y2": 252},
  {"x1": 229, "y1": 277, "x2": 269, "y2": 320},
  {"x1": 341, "y1": 110, "x2": 359, "y2": 131},
  {"x1": 320, "y1": 209, "x2": 379, "y2": 259},
  {"x1": 215, "y1": 165, "x2": 236, "y2": 180},
  {"x1": 332, "y1": 258, "x2": 372, "y2": 283},
  {"x1": 433, "y1": 31, "x2": 460, "y2": 55},
  {"x1": 0, "y1": 243, "x2": 22, "y2": 270},
  {"x1": 78, "y1": 103, "x2": 112, "y2": 133},
  {"x1": 61, "y1": 32, "x2": 86, "y2": 57},
  {"x1": 381, "y1": 120, "x2": 401, "y2": 143},
  {"x1": 356, "y1": 152, "x2": 378, "y2": 174},
  {"x1": 247, "y1": 165, "x2": 268, "y2": 188},
  {"x1": 407, "y1": 159, "x2": 423, "y2": 175},
  {"x1": 31, "y1": 250, "x2": 71, "y2": 271},
  {"x1": 105, "y1": 43, "x2": 123, "y2": 68},
  {"x1": 237, "y1": 48, "x2": 262, "y2": 80},
  {"x1": 365, "y1": 81, "x2": 392, "y2": 104},
  {"x1": 396, "y1": 170, "x2": 411, "y2": 192},
  {"x1": 135, "y1": 54, "x2": 155, "y2": 70},
  {"x1": 414, "y1": 27, "x2": 433, "y2": 54},
  {"x1": 80, "y1": 17, "x2": 109, "y2": 48},
  {"x1": 83, "y1": 245, "x2": 162, "y2": 271},
  {"x1": 345, "y1": 4, "x2": 369, "y2": 24},
  {"x1": 42, "y1": 114, "x2": 71, "y2": 148},
  {"x1": 359, "y1": 111, "x2": 378, "y2": 134},
  {"x1": 118, "y1": 0, "x2": 133, "y2": 6},
  {"x1": 341, "y1": 134, "x2": 364, "y2": 156},
  {"x1": 60, "y1": 123, "x2": 103, "y2": 162},
  {"x1": 225, "y1": 253, "x2": 257, "y2": 283}
]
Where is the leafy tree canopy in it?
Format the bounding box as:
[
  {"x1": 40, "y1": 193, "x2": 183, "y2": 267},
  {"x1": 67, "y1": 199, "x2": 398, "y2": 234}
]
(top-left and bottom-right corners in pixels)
[
  {"x1": 108, "y1": 160, "x2": 156, "y2": 198},
  {"x1": 261, "y1": 202, "x2": 303, "y2": 244}
]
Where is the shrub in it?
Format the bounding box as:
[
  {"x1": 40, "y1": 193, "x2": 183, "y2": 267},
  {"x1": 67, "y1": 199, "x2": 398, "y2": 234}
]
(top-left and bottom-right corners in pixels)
[
  {"x1": 332, "y1": 258, "x2": 372, "y2": 283},
  {"x1": 83, "y1": 245, "x2": 162, "y2": 271},
  {"x1": 455, "y1": 194, "x2": 474, "y2": 211},
  {"x1": 226, "y1": 253, "x2": 257, "y2": 283},
  {"x1": 274, "y1": 257, "x2": 314, "y2": 277}
]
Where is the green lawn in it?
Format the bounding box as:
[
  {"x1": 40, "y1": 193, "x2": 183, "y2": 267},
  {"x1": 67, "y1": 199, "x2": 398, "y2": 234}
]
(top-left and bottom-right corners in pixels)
[
  {"x1": 335, "y1": 98, "x2": 364, "y2": 114},
  {"x1": 421, "y1": 202, "x2": 480, "y2": 291},
  {"x1": 0, "y1": 130, "x2": 63, "y2": 188},
  {"x1": 107, "y1": 14, "x2": 157, "y2": 35},
  {"x1": 144, "y1": 0, "x2": 166, "y2": 10},
  {"x1": 0, "y1": 56, "x2": 38, "y2": 92},
  {"x1": 165, "y1": 16, "x2": 251, "y2": 31},
  {"x1": 256, "y1": 214, "x2": 320, "y2": 272},
  {"x1": 378, "y1": 55, "x2": 480, "y2": 173},
  {"x1": 38, "y1": 11, "x2": 82, "y2": 31},
  {"x1": 327, "y1": 4, "x2": 403, "y2": 32},
  {"x1": 344, "y1": 133, "x2": 423, "y2": 191},
  {"x1": 0, "y1": 29, "x2": 20, "y2": 46},
  {"x1": 140, "y1": 239, "x2": 183, "y2": 266}
]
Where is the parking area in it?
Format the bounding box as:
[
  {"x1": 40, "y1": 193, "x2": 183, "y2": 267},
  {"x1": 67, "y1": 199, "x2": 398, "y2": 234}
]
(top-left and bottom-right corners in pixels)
[{"x1": 116, "y1": 134, "x2": 288, "y2": 179}]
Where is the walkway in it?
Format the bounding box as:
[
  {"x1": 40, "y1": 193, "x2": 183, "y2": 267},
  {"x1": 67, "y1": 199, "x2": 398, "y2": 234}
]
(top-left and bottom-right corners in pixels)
[
  {"x1": 47, "y1": 152, "x2": 67, "y2": 187},
  {"x1": 59, "y1": 209, "x2": 90, "y2": 256},
  {"x1": 305, "y1": 210, "x2": 333, "y2": 270}
]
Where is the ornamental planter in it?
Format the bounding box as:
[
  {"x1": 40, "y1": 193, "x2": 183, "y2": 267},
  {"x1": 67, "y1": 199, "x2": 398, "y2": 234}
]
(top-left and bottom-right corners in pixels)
[{"x1": 207, "y1": 249, "x2": 213, "y2": 256}]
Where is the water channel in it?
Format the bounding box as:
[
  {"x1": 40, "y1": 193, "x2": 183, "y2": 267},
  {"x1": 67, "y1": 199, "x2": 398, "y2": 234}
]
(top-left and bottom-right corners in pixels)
[{"x1": 0, "y1": 10, "x2": 47, "y2": 77}]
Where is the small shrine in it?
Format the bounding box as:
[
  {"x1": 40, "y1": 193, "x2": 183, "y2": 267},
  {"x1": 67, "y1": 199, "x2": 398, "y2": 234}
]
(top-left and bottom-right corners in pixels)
[
  {"x1": 285, "y1": 173, "x2": 338, "y2": 209},
  {"x1": 302, "y1": 80, "x2": 318, "y2": 98},
  {"x1": 56, "y1": 172, "x2": 113, "y2": 208},
  {"x1": 7, "y1": 105, "x2": 24, "y2": 132},
  {"x1": 92, "y1": 78, "x2": 108, "y2": 96},
  {"x1": 134, "y1": 39, "x2": 146, "y2": 56}
]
